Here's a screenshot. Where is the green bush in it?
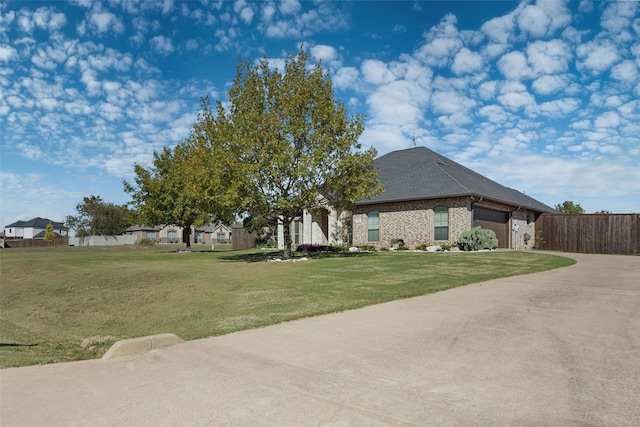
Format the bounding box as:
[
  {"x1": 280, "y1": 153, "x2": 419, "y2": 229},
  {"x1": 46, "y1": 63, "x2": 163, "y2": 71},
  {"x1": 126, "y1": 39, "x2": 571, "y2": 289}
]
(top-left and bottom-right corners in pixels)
[
  {"x1": 357, "y1": 245, "x2": 377, "y2": 251},
  {"x1": 137, "y1": 238, "x2": 156, "y2": 246},
  {"x1": 396, "y1": 246, "x2": 410, "y2": 251},
  {"x1": 256, "y1": 239, "x2": 277, "y2": 249},
  {"x1": 456, "y1": 227, "x2": 498, "y2": 251}
]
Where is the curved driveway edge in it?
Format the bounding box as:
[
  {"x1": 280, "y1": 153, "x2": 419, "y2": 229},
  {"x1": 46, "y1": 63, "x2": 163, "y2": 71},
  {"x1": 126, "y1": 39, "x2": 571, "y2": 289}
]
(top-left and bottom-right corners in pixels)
[{"x1": 1, "y1": 252, "x2": 639, "y2": 426}]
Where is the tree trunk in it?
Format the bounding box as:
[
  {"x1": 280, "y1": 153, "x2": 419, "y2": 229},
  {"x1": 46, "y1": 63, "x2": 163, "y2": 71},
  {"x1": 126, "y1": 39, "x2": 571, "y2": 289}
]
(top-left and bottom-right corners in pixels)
[
  {"x1": 282, "y1": 219, "x2": 293, "y2": 260},
  {"x1": 183, "y1": 225, "x2": 192, "y2": 249}
]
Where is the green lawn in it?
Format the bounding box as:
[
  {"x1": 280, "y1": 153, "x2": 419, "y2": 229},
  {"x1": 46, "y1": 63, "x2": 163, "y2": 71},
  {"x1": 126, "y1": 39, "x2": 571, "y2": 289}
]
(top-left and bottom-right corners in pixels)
[{"x1": 0, "y1": 245, "x2": 575, "y2": 368}]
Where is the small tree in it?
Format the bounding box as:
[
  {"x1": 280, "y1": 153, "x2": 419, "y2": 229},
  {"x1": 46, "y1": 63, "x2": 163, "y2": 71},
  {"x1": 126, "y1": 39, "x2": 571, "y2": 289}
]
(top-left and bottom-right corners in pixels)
[
  {"x1": 44, "y1": 221, "x2": 55, "y2": 242},
  {"x1": 66, "y1": 195, "x2": 131, "y2": 237},
  {"x1": 555, "y1": 200, "x2": 585, "y2": 214}
]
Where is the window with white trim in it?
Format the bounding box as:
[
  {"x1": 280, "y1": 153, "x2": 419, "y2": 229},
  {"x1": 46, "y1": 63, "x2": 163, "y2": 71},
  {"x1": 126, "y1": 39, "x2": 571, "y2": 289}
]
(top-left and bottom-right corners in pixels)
[
  {"x1": 434, "y1": 206, "x2": 449, "y2": 240},
  {"x1": 367, "y1": 211, "x2": 379, "y2": 242}
]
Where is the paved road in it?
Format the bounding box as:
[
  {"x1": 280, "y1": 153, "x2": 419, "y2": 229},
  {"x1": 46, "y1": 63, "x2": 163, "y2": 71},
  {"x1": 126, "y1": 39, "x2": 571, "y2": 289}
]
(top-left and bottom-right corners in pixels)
[{"x1": 1, "y1": 253, "x2": 639, "y2": 426}]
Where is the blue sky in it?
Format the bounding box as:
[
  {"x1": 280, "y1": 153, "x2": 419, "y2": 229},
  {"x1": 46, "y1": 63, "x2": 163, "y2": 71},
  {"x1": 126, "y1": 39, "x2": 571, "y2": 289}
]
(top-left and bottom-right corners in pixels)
[{"x1": 1, "y1": 0, "x2": 639, "y2": 227}]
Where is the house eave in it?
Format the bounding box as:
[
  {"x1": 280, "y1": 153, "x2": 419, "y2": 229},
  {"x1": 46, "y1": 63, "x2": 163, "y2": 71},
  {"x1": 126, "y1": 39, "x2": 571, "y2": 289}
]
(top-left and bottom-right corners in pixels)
[{"x1": 356, "y1": 193, "x2": 555, "y2": 214}]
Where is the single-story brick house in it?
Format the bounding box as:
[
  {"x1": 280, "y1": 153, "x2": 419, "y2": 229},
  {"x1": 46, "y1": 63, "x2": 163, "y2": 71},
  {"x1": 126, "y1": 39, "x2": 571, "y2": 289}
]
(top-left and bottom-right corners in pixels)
[
  {"x1": 126, "y1": 223, "x2": 232, "y2": 245},
  {"x1": 352, "y1": 146, "x2": 556, "y2": 249}
]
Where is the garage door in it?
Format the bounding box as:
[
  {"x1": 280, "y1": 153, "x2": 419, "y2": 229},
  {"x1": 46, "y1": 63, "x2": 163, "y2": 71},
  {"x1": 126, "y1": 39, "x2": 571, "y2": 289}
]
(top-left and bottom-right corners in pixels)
[{"x1": 473, "y1": 207, "x2": 509, "y2": 248}]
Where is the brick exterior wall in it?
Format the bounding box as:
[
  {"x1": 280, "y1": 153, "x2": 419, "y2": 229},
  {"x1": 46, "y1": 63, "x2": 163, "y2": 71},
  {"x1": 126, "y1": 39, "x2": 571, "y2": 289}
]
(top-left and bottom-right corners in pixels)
[
  {"x1": 353, "y1": 197, "x2": 473, "y2": 249},
  {"x1": 510, "y1": 208, "x2": 538, "y2": 250},
  {"x1": 353, "y1": 197, "x2": 540, "y2": 250}
]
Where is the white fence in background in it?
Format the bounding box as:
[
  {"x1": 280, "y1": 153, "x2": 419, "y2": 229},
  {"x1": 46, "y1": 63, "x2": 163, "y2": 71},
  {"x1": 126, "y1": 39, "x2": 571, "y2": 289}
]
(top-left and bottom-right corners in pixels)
[{"x1": 70, "y1": 235, "x2": 138, "y2": 247}]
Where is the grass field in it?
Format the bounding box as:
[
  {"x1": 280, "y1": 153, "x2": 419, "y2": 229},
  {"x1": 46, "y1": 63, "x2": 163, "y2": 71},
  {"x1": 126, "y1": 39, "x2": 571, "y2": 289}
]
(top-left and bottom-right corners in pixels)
[{"x1": 0, "y1": 245, "x2": 575, "y2": 368}]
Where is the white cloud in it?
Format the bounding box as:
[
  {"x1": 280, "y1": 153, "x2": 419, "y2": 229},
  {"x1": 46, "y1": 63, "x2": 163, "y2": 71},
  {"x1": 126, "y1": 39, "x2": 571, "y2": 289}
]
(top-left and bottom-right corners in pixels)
[
  {"x1": 538, "y1": 98, "x2": 581, "y2": 116},
  {"x1": 261, "y1": 3, "x2": 276, "y2": 22},
  {"x1": 610, "y1": 60, "x2": 638, "y2": 84},
  {"x1": 415, "y1": 14, "x2": 462, "y2": 68},
  {"x1": 234, "y1": 0, "x2": 254, "y2": 25},
  {"x1": 578, "y1": 1, "x2": 593, "y2": 14},
  {"x1": 431, "y1": 90, "x2": 476, "y2": 115},
  {"x1": 32, "y1": 6, "x2": 67, "y2": 31},
  {"x1": 310, "y1": 44, "x2": 337, "y2": 63},
  {"x1": 264, "y1": 20, "x2": 290, "y2": 38},
  {"x1": 393, "y1": 24, "x2": 406, "y2": 33},
  {"x1": 451, "y1": 47, "x2": 483, "y2": 75},
  {"x1": 150, "y1": 35, "x2": 174, "y2": 55},
  {"x1": 498, "y1": 81, "x2": 536, "y2": 110},
  {"x1": 594, "y1": 111, "x2": 621, "y2": 128},
  {"x1": 0, "y1": 44, "x2": 17, "y2": 62},
  {"x1": 477, "y1": 80, "x2": 498, "y2": 100},
  {"x1": 600, "y1": 1, "x2": 638, "y2": 34},
  {"x1": 162, "y1": 0, "x2": 174, "y2": 15},
  {"x1": 87, "y1": 8, "x2": 124, "y2": 35},
  {"x1": 279, "y1": 0, "x2": 301, "y2": 16},
  {"x1": 532, "y1": 74, "x2": 570, "y2": 95},
  {"x1": 576, "y1": 40, "x2": 620, "y2": 74},
  {"x1": 481, "y1": 12, "x2": 515, "y2": 44},
  {"x1": 17, "y1": 11, "x2": 35, "y2": 33},
  {"x1": 333, "y1": 67, "x2": 359, "y2": 91},
  {"x1": 478, "y1": 105, "x2": 509, "y2": 123},
  {"x1": 526, "y1": 39, "x2": 571, "y2": 75},
  {"x1": 517, "y1": 0, "x2": 572, "y2": 39},
  {"x1": 497, "y1": 51, "x2": 532, "y2": 80},
  {"x1": 361, "y1": 59, "x2": 396, "y2": 85}
]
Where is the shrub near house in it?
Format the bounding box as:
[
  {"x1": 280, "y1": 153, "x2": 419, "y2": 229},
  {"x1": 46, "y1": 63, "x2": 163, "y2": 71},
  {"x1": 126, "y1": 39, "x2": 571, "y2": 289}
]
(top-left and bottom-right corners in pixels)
[{"x1": 456, "y1": 227, "x2": 498, "y2": 251}]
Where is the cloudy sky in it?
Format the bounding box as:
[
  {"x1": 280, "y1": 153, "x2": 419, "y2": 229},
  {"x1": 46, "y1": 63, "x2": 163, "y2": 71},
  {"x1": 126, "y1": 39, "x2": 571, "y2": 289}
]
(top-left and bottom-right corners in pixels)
[{"x1": 1, "y1": 0, "x2": 639, "y2": 227}]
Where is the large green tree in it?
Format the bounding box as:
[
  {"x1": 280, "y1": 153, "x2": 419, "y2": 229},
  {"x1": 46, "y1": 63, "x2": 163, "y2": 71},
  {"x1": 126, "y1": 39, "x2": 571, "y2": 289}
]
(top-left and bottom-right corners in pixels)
[
  {"x1": 193, "y1": 50, "x2": 383, "y2": 258},
  {"x1": 123, "y1": 142, "x2": 228, "y2": 249},
  {"x1": 66, "y1": 195, "x2": 132, "y2": 237},
  {"x1": 555, "y1": 200, "x2": 585, "y2": 214}
]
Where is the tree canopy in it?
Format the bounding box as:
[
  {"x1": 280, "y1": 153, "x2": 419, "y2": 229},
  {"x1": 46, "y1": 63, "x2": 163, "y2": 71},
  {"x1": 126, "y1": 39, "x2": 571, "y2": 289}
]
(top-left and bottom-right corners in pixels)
[
  {"x1": 124, "y1": 50, "x2": 382, "y2": 257},
  {"x1": 66, "y1": 195, "x2": 131, "y2": 237},
  {"x1": 192, "y1": 50, "x2": 383, "y2": 258},
  {"x1": 555, "y1": 200, "x2": 585, "y2": 214},
  {"x1": 123, "y1": 142, "x2": 230, "y2": 249}
]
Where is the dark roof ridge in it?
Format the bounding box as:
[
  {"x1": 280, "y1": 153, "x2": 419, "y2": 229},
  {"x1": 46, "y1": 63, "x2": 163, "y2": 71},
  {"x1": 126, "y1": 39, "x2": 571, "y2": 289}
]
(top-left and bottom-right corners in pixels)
[
  {"x1": 427, "y1": 149, "x2": 472, "y2": 195},
  {"x1": 359, "y1": 146, "x2": 555, "y2": 213}
]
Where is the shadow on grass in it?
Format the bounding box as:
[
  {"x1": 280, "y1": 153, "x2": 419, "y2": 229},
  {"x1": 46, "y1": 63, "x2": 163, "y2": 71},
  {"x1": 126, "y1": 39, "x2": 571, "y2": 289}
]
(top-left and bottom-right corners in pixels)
[
  {"x1": 0, "y1": 342, "x2": 38, "y2": 347},
  {"x1": 220, "y1": 250, "x2": 375, "y2": 263}
]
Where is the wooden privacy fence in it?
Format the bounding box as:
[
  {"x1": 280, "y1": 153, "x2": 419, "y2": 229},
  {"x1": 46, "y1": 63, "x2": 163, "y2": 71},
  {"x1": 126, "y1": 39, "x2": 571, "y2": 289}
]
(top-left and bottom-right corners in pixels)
[
  {"x1": 231, "y1": 226, "x2": 258, "y2": 251},
  {"x1": 2, "y1": 237, "x2": 69, "y2": 248},
  {"x1": 537, "y1": 213, "x2": 640, "y2": 255}
]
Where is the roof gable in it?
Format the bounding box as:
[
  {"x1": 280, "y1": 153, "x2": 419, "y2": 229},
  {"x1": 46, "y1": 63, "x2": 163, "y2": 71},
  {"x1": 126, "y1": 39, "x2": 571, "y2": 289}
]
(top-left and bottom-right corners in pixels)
[
  {"x1": 4, "y1": 217, "x2": 67, "y2": 229},
  {"x1": 358, "y1": 147, "x2": 555, "y2": 213}
]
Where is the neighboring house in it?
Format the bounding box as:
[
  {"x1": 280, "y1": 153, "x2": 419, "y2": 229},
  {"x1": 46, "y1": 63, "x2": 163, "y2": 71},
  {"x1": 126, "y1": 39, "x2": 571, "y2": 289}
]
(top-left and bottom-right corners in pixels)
[
  {"x1": 3, "y1": 217, "x2": 68, "y2": 239},
  {"x1": 194, "y1": 223, "x2": 232, "y2": 244},
  {"x1": 125, "y1": 224, "x2": 162, "y2": 242},
  {"x1": 352, "y1": 146, "x2": 556, "y2": 249},
  {"x1": 126, "y1": 223, "x2": 232, "y2": 244}
]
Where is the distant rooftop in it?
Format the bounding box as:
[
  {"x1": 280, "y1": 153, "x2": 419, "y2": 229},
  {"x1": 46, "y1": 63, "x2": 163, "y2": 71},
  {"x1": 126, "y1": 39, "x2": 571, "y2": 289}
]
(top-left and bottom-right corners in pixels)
[{"x1": 4, "y1": 217, "x2": 67, "y2": 229}]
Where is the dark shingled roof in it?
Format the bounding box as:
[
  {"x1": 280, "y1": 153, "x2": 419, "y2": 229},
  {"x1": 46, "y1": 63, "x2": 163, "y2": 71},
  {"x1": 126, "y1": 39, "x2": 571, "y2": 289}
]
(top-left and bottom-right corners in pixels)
[
  {"x1": 4, "y1": 217, "x2": 67, "y2": 229},
  {"x1": 358, "y1": 147, "x2": 555, "y2": 213}
]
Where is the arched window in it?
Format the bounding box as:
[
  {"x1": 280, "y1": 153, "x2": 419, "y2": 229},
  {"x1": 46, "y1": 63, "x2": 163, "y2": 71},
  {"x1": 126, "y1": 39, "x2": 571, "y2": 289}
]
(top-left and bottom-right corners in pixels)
[
  {"x1": 367, "y1": 211, "x2": 379, "y2": 242},
  {"x1": 434, "y1": 206, "x2": 449, "y2": 240}
]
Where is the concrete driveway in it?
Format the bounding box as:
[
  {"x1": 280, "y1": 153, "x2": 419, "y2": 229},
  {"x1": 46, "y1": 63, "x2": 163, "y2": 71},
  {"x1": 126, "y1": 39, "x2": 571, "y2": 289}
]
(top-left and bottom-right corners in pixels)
[{"x1": 1, "y1": 252, "x2": 639, "y2": 426}]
